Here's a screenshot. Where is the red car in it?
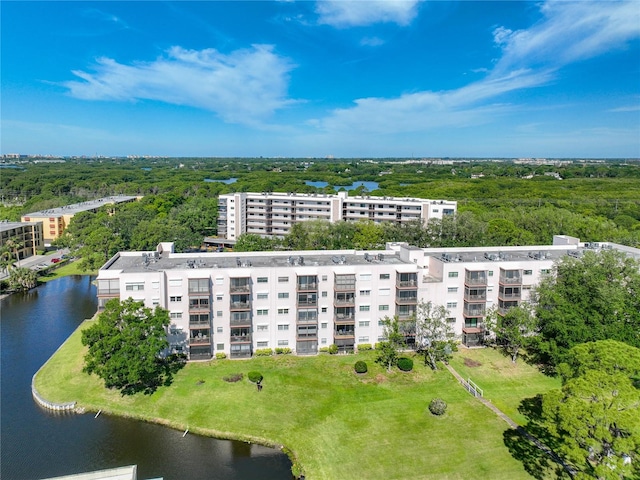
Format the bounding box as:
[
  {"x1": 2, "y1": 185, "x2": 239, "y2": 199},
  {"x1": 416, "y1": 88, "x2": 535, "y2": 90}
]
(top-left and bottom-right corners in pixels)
[{"x1": 51, "y1": 258, "x2": 61, "y2": 263}]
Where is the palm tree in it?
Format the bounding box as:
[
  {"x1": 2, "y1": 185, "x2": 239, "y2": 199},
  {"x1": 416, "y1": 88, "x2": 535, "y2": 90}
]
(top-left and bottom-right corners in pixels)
[
  {"x1": 4, "y1": 239, "x2": 24, "y2": 267},
  {"x1": 0, "y1": 245, "x2": 12, "y2": 274}
]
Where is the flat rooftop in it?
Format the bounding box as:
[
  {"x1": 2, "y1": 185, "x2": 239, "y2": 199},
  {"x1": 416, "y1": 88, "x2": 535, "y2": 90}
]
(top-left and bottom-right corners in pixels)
[
  {"x1": 424, "y1": 247, "x2": 575, "y2": 264},
  {"x1": 104, "y1": 250, "x2": 408, "y2": 274},
  {"x1": 23, "y1": 196, "x2": 138, "y2": 218},
  {"x1": 0, "y1": 220, "x2": 42, "y2": 232}
]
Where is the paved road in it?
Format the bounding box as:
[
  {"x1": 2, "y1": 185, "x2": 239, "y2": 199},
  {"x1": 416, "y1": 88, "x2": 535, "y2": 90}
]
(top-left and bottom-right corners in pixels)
[{"x1": 0, "y1": 248, "x2": 70, "y2": 280}]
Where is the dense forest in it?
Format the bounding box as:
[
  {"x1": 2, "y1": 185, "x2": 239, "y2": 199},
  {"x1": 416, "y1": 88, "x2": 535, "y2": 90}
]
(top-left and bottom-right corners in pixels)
[{"x1": 1, "y1": 158, "x2": 639, "y2": 264}]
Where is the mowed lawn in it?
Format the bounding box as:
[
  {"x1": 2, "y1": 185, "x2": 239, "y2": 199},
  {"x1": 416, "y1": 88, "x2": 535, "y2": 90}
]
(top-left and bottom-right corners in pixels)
[
  {"x1": 449, "y1": 348, "x2": 561, "y2": 425},
  {"x1": 36, "y1": 322, "x2": 557, "y2": 480}
]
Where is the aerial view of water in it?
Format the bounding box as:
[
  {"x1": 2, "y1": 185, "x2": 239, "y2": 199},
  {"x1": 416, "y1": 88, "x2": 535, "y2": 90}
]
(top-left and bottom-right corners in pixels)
[{"x1": 204, "y1": 178, "x2": 238, "y2": 184}]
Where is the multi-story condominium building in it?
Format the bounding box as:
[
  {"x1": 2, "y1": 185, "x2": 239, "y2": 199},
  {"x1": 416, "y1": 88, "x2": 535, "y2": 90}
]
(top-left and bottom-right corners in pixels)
[
  {"x1": 0, "y1": 221, "x2": 44, "y2": 261},
  {"x1": 96, "y1": 235, "x2": 638, "y2": 361},
  {"x1": 21, "y1": 195, "x2": 140, "y2": 244},
  {"x1": 217, "y1": 191, "x2": 457, "y2": 240}
]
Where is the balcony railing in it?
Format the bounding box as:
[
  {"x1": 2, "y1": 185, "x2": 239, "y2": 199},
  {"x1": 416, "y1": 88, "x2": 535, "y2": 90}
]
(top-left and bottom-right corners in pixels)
[
  {"x1": 297, "y1": 282, "x2": 318, "y2": 291},
  {"x1": 463, "y1": 306, "x2": 486, "y2": 317},
  {"x1": 334, "y1": 332, "x2": 355, "y2": 339},
  {"x1": 498, "y1": 292, "x2": 521, "y2": 300},
  {"x1": 230, "y1": 317, "x2": 251, "y2": 326},
  {"x1": 230, "y1": 301, "x2": 250, "y2": 310},
  {"x1": 230, "y1": 335, "x2": 252, "y2": 343},
  {"x1": 189, "y1": 320, "x2": 210, "y2": 327},
  {"x1": 464, "y1": 293, "x2": 487, "y2": 302},
  {"x1": 396, "y1": 295, "x2": 418, "y2": 304},
  {"x1": 97, "y1": 288, "x2": 120, "y2": 295},
  {"x1": 297, "y1": 333, "x2": 318, "y2": 340},
  {"x1": 334, "y1": 298, "x2": 355, "y2": 306},
  {"x1": 188, "y1": 304, "x2": 210, "y2": 312},
  {"x1": 499, "y1": 275, "x2": 522, "y2": 285},
  {"x1": 396, "y1": 280, "x2": 417, "y2": 288},
  {"x1": 334, "y1": 315, "x2": 355, "y2": 324},
  {"x1": 189, "y1": 336, "x2": 211, "y2": 345},
  {"x1": 334, "y1": 284, "x2": 356, "y2": 291},
  {"x1": 297, "y1": 299, "x2": 318, "y2": 307},
  {"x1": 465, "y1": 275, "x2": 487, "y2": 286}
]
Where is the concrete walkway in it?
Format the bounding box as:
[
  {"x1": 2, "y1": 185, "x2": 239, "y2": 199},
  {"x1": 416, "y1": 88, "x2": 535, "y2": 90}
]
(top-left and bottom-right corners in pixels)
[{"x1": 444, "y1": 363, "x2": 576, "y2": 476}]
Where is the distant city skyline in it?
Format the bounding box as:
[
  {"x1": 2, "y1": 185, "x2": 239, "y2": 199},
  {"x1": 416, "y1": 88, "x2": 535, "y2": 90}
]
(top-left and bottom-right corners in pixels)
[{"x1": 2, "y1": 1, "x2": 639, "y2": 158}]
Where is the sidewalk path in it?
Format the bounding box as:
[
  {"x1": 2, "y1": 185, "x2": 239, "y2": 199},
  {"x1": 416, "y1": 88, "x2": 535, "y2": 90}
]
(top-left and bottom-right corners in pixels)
[{"x1": 444, "y1": 363, "x2": 576, "y2": 477}]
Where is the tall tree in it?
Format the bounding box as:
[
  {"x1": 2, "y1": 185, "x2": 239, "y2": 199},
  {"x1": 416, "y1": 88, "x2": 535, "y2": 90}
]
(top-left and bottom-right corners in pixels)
[
  {"x1": 485, "y1": 302, "x2": 538, "y2": 364},
  {"x1": 8, "y1": 267, "x2": 37, "y2": 291},
  {"x1": 530, "y1": 249, "x2": 640, "y2": 368},
  {"x1": 82, "y1": 298, "x2": 184, "y2": 395},
  {"x1": 541, "y1": 341, "x2": 640, "y2": 479},
  {"x1": 414, "y1": 301, "x2": 456, "y2": 370},
  {"x1": 375, "y1": 316, "x2": 406, "y2": 372}
]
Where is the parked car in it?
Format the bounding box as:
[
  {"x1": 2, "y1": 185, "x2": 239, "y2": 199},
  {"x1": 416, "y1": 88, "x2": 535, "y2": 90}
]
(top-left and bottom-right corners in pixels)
[{"x1": 51, "y1": 258, "x2": 61, "y2": 263}]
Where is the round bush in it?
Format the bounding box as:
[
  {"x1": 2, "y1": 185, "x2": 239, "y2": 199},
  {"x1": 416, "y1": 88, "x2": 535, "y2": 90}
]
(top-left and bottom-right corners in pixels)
[
  {"x1": 429, "y1": 398, "x2": 447, "y2": 416},
  {"x1": 354, "y1": 360, "x2": 368, "y2": 374},
  {"x1": 397, "y1": 356, "x2": 414, "y2": 372},
  {"x1": 248, "y1": 371, "x2": 263, "y2": 383},
  {"x1": 328, "y1": 344, "x2": 339, "y2": 355}
]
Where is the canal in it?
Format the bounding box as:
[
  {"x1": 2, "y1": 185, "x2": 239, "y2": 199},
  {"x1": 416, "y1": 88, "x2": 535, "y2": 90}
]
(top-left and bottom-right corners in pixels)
[{"x1": 0, "y1": 275, "x2": 292, "y2": 480}]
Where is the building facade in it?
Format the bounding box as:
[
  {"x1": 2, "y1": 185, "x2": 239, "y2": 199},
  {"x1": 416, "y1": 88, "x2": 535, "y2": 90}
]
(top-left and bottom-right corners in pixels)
[
  {"x1": 95, "y1": 235, "x2": 635, "y2": 361},
  {"x1": 0, "y1": 221, "x2": 44, "y2": 261},
  {"x1": 217, "y1": 191, "x2": 457, "y2": 240},
  {"x1": 21, "y1": 195, "x2": 140, "y2": 244}
]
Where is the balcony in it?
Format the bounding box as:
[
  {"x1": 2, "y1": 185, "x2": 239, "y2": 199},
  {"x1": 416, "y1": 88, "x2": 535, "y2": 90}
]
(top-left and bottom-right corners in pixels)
[
  {"x1": 230, "y1": 316, "x2": 251, "y2": 327},
  {"x1": 230, "y1": 281, "x2": 250, "y2": 293},
  {"x1": 463, "y1": 306, "x2": 486, "y2": 317},
  {"x1": 334, "y1": 295, "x2": 355, "y2": 307},
  {"x1": 334, "y1": 283, "x2": 356, "y2": 292},
  {"x1": 395, "y1": 293, "x2": 418, "y2": 304},
  {"x1": 230, "y1": 301, "x2": 251, "y2": 311},
  {"x1": 188, "y1": 303, "x2": 210, "y2": 312},
  {"x1": 499, "y1": 270, "x2": 522, "y2": 285},
  {"x1": 498, "y1": 291, "x2": 521, "y2": 301},
  {"x1": 230, "y1": 334, "x2": 252, "y2": 343},
  {"x1": 297, "y1": 299, "x2": 318, "y2": 308},
  {"x1": 396, "y1": 280, "x2": 417, "y2": 288},
  {"x1": 97, "y1": 288, "x2": 120, "y2": 296},
  {"x1": 465, "y1": 271, "x2": 488, "y2": 286},
  {"x1": 189, "y1": 319, "x2": 210, "y2": 327},
  {"x1": 297, "y1": 282, "x2": 318, "y2": 291},
  {"x1": 464, "y1": 290, "x2": 487, "y2": 302},
  {"x1": 189, "y1": 336, "x2": 211, "y2": 346}
]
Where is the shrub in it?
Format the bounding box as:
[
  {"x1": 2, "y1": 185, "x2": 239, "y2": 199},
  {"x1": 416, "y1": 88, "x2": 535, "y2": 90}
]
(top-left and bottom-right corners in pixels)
[
  {"x1": 254, "y1": 348, "x2": 273, "y2": 357},
  {"x1": 354, "y1": 360, "x2": 368, "y2": 374},
  {"x1": 328, "y1": 344, "x2": 339, "y2": 355},
  {"x1": 223, "y1": 373, "x2": 243, "y2": 383},
  {"x1": 215, "y1": 352, "x2": 227, "y2": 360},
  {"x1": 248, "y1": 371, "x2": 263, "y2": 383},
  {"x1": 275, "y1": 347, "x2": 292, "y2": 355},
  {"x1": 397, "y1": 357, "x2": 414, "y2": 372},
  {"x1": 374, "y1": 342, "x2": 382, "y2": 350},
  {"x1": 429, "y1": 398, "x2": 447, "y2": 416},
  {"x1": 319, "y1": 346, "x2": 330, "y2": 353},
  {"x1": 357, "y1": 343, "x2": 372, "y2": 351}
]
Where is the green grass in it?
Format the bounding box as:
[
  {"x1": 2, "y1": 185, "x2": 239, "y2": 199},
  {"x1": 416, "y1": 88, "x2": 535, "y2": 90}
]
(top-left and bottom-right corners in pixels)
[
  {"x1": 448, "y1": 348, "x2": 561, "y2": 425},
  {"x1": 36, "y1": 326, "x2": 559, "y2": 480},
  {"x1": 38, "y1": 260, "x2": 97, "y2": 282}
]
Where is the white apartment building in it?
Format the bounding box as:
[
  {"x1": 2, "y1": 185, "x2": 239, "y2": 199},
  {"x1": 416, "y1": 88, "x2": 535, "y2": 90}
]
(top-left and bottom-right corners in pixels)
[
  {"x1": 95, "y1": 235, "x2": 638, "y2": 361},
  {"x1": 217, "y1": 191, "x2": 457, "y2": 240}
]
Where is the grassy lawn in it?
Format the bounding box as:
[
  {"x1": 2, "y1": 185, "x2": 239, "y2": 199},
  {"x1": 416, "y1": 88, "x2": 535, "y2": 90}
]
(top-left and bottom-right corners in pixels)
[
  {"x1": 36, "y1": 326, "x2": 559, "y2": 480},
  {"x1": 448, "y1": 348, "x2": 561, "y2": 425},
  {"x1": 38, "y1": 260, "x2": 97, "y2": 282}
]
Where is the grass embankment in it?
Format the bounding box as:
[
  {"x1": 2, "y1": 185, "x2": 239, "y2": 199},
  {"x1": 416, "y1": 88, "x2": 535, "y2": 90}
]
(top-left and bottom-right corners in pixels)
[
  {"x1": 449, "y1": 348, "x2": 561, "y2": 426},
  {"x1": 38, "y1": 261, "x2": 97, "y2": 282},
  {"x1": 36, "y1": 325, "x2": 557, "y2": 480}
]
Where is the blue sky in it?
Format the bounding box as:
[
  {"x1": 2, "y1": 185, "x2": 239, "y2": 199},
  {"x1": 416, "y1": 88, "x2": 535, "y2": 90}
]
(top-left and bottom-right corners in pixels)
[{"x1": 2, "y1": 1, "x2": 639, "y2": 158}]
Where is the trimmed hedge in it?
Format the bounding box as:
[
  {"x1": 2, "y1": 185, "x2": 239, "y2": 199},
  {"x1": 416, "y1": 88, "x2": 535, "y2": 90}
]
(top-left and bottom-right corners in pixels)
[
  {"x1": 275, "y1": 347, "x2": 292, "y2": 355},
  {"x1": 357, "y1": 343, "x2": 372, "y2": 351},
  {"x1": 254, "y1": 348, "x2": 273, "y2": 356},
  {"x1": 215, "y1": 352, "x2": 227, "y2": 360},
  {"x1": 354, "y1": 360, "x2": 368, "y2": 374},
  {"x1": 397, "y1": 357, "x2": 414, "y2": 372},
  {"x1": 429, "y1": 398, "x2": 447, "y2": 416},
  {"x1": 319, "y1": 346, "x2": 330, "y2": 353},
  {"x1": 248, "y1": 371, "x2": 264, "y2": 383},
  {"x1": 328, "y1": 344, "x2": 339, "y2": 355}
]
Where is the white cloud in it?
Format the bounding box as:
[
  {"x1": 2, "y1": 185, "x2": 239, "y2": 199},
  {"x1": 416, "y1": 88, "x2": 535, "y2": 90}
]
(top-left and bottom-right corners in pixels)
[
  {"x1": 315, "y1": 1, "x2": 640, "y2": 134},
  {"x1": 63, "y1": 45, "x2": 296, "y2": 125},
  {"x1": 608, "y1": 105, "x2": 640, "y2": 113},
  {"x1": 360, "y1": 36, "x2": 385, "y2": 47},
  {"x1": 316, "y1": 0, "x2": 420, "y2": 27}
]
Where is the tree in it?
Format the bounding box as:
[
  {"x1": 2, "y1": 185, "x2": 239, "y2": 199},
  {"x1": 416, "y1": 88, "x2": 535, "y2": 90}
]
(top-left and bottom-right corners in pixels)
[
  {"x1": 375, "y1": 316, "x2": 406, "y2": 372},
  {"x1": 4, "y1": 238, "x2": 23, "y2": 266},
  {"x1": 415, "y1": 301, "x2": 456, "y2": 370},
  {"x1": 234, "y1": 234, "x2": 278, "y2": 252},
  {"x1": 82, "y1": 298, "x2": 185, "y2": 395},
  {"x1": 8, "y1": 267, "x2": 37, "y2": 291},
  {"x1": 485, "y1": 302, "x2": 538, "y2": 364},
  {"x1": 530, "y1": 249, "x2": 640, "y2": 368},
  {"x1": 541, "y1": 341, "x2": 640, "y2": 479}
]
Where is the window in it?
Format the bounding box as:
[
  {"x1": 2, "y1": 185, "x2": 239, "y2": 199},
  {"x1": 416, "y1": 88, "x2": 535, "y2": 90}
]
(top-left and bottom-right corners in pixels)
[
  {"x1": 257, "y1": 341, "x2": 269, "y2": 348},
  {"x1": 322, "y1": 275, "x2": 328, "y2": 281},
  {"x1": 215, "y1": 295, "x2": 223, "y2": 302},
  {"x1": 216, "y1": 343, "x2": 224, "y2": 351},
  {"x1": 359, "y1": 320, "x2": 370, "y2": 327},
  {"x1": 216, "y1": 327, "x2": 223, "y2": 333},
  {"x1": 321, "y1": 307, "x2": 327, "y2": 313},
  {"x1": 125, "y1": 283, "x2": 144, "y2": 291},
  {"x1": 378, "y1": 319, "x2": 385, "y2": 326},
  {"x1": 359, "y1": 305, "x2": 370, "y2": 312},
  {"x1": 322, "y1": 291, "x2": 327, "y2": 297},
  {"x1": 152, "y1": 281, "x2": 159, "y2": 289},
  {"x1": 378, "y1": 288, "x2": 390, "y2": 296},
  {"x1": 170, "y1": 312, "x2": 183, "y2": 319},
  {"x1": 257, "y1": 325, "x2": 269, "y2": 331},
  {"x1": 278, "y1": 292, "x2": 289, "y2": 299},
  {"x1": 216, "y1": 311, "x2": 223, "y2": 317},
  {"x1": 321, "y1": 338, "x2": 327, "y2": 345},
  {"x1": 446, "y1": 302, "x2": 458, "y2": 308},
  {"x1": 359, "y1": 290, "x2": 371, "y2": 296},
  {"x1": 359, "y1": 273, "x2": 372, "y2": 281},
  {"x1": 379, "y1": 273, "x2": 390, "y2": 280},
  {"x1": 321, "y1": 322, "x2": 328, "y2": 329},
  {"x1": 277, "y1": 340, "x2": 289, "y2": 346},
  {"x1": 170, "y1": 296, "x2": 182, "y2": 302},
  {"x1": 152, "y1": 298, "x2": 160, "y2": 306},
  {"x1": 278, "y1": 276, "x2": 289, "y2": 283},
  {"x1": 188, "y1": 278, "x2": 209, "y2": 293},
  {"x1": 215, "y1": 277, "x2": 224, "y2": 285},
  {"x1": 448, "y1": 272, "x2": 459, "y2": 278},
  {"x1": 278, "y1": 308, "x2": 289, "y2": 315},
  {"x1": 169, "y1": 279, "x2": 182, "y2": 287},
  {"x1": 257, "y1": 277, "x2": 268, "y2": 283},
  {"x1": 358, "y1": 336, "x2": 370, "y2": 343},
  {"x1": 523, "y1": 269, "x2": 533, "y2": 275},
  {"x1": 447, "y1": 287, "x2": 458, "y2": 293},
  {"x1": 278, "y1": 324, "x2": 289, "y2": 331},
  {"x1": 488, "y1": 271, "x2": 494, "y2": 277},
  {"x1": 257, "y1": 309, "x2": 269, "y2": 316},
  {"x1": 257, "y1": 293, "x2": 268, "y2": 300},
  {"x1": 446, "y1": 317, "x2": 456, "y2": 324},
  {"x1": 540, "y1": 269, "x2": 551, "y2": 275},
  {"x1": 379, "y1": 305, "x2": 389, "y2": 311}
]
